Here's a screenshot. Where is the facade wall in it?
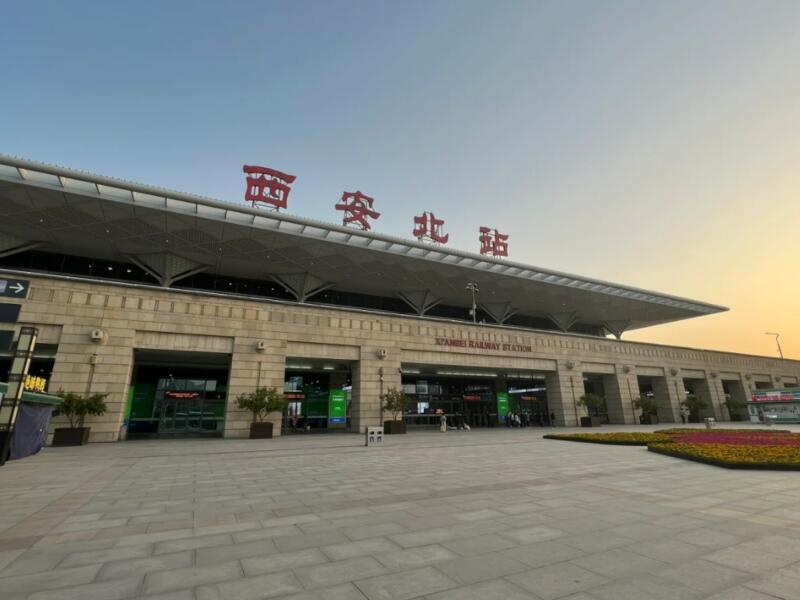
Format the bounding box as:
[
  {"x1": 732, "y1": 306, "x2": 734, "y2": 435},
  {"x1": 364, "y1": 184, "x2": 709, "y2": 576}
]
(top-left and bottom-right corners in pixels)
[{"x1": 6, "y1": 273, "x2": 800, "y2": 441}]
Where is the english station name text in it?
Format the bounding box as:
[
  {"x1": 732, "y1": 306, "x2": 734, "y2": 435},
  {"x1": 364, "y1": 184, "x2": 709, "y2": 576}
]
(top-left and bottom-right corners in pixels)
[{"x1": 434, "y1": 337, "x2": 532, "y2": 353}]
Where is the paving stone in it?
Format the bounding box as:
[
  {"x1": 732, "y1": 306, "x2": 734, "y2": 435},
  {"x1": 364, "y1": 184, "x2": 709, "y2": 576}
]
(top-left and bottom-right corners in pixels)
[
  {"x1": 273, "y1": 531, "x2": 350, "y2": 552},
  {"x1": 425, "y1": 578, "x2": 539, "y2": 600},
  {"x1": 373, "y1": 544, "x2": 459, "y2": 570},
  {"x1": 355, "y1": 565, "x2": 457, "y2": 599},
  {"x1": 502, "y1": 540, "x2": 586, "y2": 568},
  {"x1": 295, "y1": 555, "x2": 388, "y2": 589},
  {"x1": 26, "y1": 575, "x2": 143, "y2": 600},
  {"x1": 270, "y1": 582, "x2": 368, "y2": 600},
  {"x1": 0, "y1": 564, "x2": 101, "y2": 595},
  {"x1": 656, "y1": 559, "x2": 752, "y2": 594},
  {"x1": 59, "y1": 543, "x2": 154, "y2": 568},
  {"x1": 436, "y1": 551, "x2": 529, "y2": 584},
  {"x1": 195, "y1": 571, "x2": 304, "y2": 600},
  {"x1": 743, "y1": 570, "x2": 800, "y2": 600},
  {"x1": 196, "y1": 538, "x2": 278, "y2": 567},
  {"x1": 143, "y1": 561, "x2": 243, "y2": 595},
  {"x1": 570, "y1": 547, "x2": 668, "y2": 579},
  {"x1": 322, "y1": 536, "x2": 401, "y2": 560},
  {"x1": 241, "y1": 547, "x2": 330, "y2": 576},
  {"x1": 508, "y1": 562, "x2": 612, "y2": 600},
  {"x1": 153, "y1": 533, "x2": 233, "y2": 555},
  {"x1": 499, "y1": 525, "x2": 565, "y2": 545},
  {"x1": 97, "y1": 550, "x2": 194, "y2": 581},
  {"x1": 624, "y1": 538, "x2": 705, "y2": 563}
]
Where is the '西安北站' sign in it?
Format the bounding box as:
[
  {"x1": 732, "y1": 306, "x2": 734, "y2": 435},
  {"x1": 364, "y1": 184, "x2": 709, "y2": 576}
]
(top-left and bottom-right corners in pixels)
[{"x1": 434, "y1": 337, "x2": 532, "y2": 353}]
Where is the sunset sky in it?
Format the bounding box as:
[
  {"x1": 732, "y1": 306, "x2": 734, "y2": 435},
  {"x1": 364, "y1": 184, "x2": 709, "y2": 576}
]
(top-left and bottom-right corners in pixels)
[{"x1": 2, "y1": 0, "x2": 798, "y2": 358}]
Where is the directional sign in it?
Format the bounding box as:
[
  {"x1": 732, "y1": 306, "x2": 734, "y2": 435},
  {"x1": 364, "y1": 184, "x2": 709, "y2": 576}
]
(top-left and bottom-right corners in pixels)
[{"x1": 0, "y1": 279, "x2": 29, "y2": 299}]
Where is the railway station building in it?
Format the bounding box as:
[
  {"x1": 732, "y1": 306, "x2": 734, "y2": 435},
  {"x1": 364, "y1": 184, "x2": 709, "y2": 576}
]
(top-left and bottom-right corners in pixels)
[{"x1": 1, "y1": 155, "x2": 798, "y2": 442}]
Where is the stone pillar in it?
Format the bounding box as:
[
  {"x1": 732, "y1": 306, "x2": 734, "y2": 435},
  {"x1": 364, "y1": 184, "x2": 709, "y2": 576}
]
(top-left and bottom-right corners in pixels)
[
  {"x1": 692, "y1": 378, "x2": 718, "y2": 420},
  {"x1": 544, "y1": 361, "x2": 583, "y2": 426},
  {"x1": 224, "y1": 337, "x2": 286, "y2": 439},
  {"x1": 351, "y1": 346, "x2": 400, "y2": 432},
  {"x1": 651, "y1": 375, "x2": 681, "y2": 423},
  {"x1": 722, "y1": 377, "x2": 749, "y2": 421},
  {"x1": 48, "y1": 321, "x2": 135, "y2": 443},
  {"x1": 706, "y1": 374, "x2": 729, "y2": 421},
  {"x1": 603, "y1": 367, "x2": 639, "y2": 424}
]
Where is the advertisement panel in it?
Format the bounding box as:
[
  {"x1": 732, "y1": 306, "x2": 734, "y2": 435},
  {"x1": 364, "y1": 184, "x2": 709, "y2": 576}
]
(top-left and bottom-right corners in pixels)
[
  {"x1": 329, "y1": 389, "x2": 347, "y2": 425},
  {"x1": 497, "y1": 391, "x2": 509, "y2": 422}
]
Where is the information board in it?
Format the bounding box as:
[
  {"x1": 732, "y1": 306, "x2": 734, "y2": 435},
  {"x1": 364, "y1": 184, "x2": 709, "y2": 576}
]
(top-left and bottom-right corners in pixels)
[
  {"x1": 497, "y1": 391, "x2": 509, "y2": 422},
  {"x1": 0, "y1": 279, "x2": 29, "y2": 299},
  {"x1": 328, "y1": 389, "x2": 347, "y2": 424}
]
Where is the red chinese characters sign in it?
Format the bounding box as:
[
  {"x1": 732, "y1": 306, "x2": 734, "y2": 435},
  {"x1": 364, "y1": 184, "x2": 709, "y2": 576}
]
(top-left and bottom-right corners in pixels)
[
  {"x1": 243, "y1": 165, "x2": 296, "y2": 211},
  {"x1": 413, "y1": 212, "x2": 449, "y2": 244},
  {"x1": 335, "y1": 191, "x2": 380, "y2": 230},
  {"x1": 479, "y1": 227, "x2": 508, "y2": 257}
]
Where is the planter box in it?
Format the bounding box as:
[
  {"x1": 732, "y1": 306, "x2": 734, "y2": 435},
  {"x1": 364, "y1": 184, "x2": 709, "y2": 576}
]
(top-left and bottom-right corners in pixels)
[
  {"x1": 52, "y1": 427, "x2": 91, "y2": 446},
  {"x1": 580, "y1": 416, "x2": 602, "y2": 428},
  {"x1": 249, "y1": 422, "x2": 274, "y2": 439},
  {"x1": 384, "y1": 420, "x2": 406, "y2": 435}
]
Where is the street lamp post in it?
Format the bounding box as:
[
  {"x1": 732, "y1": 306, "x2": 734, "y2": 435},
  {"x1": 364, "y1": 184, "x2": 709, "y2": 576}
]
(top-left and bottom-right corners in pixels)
[
  {"x1": 465, "y1": 283, "x2": 479, "y2": 324},
  {"x1": 765, "y1": 332, "x2": 784, "y2": 359}
]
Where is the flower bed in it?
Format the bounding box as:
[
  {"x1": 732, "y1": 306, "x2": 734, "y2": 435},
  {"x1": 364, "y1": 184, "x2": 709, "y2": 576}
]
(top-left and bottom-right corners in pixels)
[
  {"x1": 649, "y1": 442, "x2": 800, "y2": 470},
  {"x1": 543, "y1": 432, "x2": 672, "y2": 446},
  {"x1": 545, "y1": 428, "x2": 800, "y2": 469}
]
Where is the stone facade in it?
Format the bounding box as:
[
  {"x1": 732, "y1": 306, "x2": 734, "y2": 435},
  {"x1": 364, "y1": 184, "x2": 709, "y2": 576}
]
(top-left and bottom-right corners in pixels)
[{"x1": 6, "y1": 273, "x2": 800, "y2": 442}]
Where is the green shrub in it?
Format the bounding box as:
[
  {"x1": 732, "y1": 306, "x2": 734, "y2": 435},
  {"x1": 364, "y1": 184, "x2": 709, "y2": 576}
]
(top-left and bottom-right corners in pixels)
[
  {"x1": 236, "y1": 387, "x2": 287, "y2": 423},
  {"x1": 382, "y1": 387, "x2": 408, "y2": 421},
  {"x1": 53, "y1": 390, "x2": 108, "y2": 428}
]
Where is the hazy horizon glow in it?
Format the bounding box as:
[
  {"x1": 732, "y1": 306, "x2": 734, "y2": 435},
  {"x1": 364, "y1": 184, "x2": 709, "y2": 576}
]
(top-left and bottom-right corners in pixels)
[{"x1": 2, "y1": 0, "x2": 799, "y2": 359}]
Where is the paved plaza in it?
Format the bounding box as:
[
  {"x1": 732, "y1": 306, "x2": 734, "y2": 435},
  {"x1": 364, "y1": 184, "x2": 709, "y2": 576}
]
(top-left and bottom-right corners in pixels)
[{"x1": 2, "y1": 426, "x2": 800, "y2": 600}]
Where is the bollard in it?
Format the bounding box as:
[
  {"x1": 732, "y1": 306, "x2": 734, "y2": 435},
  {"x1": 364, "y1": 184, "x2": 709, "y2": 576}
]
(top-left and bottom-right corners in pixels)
[{"x1": 365, "y1": 426, "x2": 384, "y2": 446}]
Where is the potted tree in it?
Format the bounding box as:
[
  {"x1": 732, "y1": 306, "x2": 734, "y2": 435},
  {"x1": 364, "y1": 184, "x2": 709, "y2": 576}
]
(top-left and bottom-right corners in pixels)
[
  {"x1": 682, "y1": 394, "x2": 708, "y2": 423},
  {"x1": 633, "y1": 394, "x2": 659, "y2": 424},
  {"x1": 236, "y1": 387, "x2": 287, "y2": 439},
  {"x1": 382, "y1": 387, "x2": 408, "y2": 434},
  {"x1": 724, "y1": 393, "x2": 747, "y2": 422},
  {"x1": 52, "y1": 391, "x2": 108, "y2": 446},
  {"x1": 578, "y1": 393, "x2": 605, "y2": 427}
]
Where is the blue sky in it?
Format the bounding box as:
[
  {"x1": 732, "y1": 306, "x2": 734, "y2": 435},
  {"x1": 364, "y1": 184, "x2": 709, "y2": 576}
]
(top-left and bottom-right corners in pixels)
[{"x1": 2, "y1": 1, "x2": 800, "y2": 356}]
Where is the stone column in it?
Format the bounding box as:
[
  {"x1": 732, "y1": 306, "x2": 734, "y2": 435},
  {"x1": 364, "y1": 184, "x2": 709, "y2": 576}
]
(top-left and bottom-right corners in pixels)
[
  {"x1": 48, "y1": 322, "x2": 135, "y2": 443},
  {"x1": 706, "y1": 374, "x2": 729, "y2": 420},
  {"x1": 544, "y1": 361, "x2": 583, "y2": 426},
  {"x1": 224, "y1": 337, "x2": 286, "y2": 439},
  {"x1": 351, "y1": 346, "x2": 400, "y2": 432},
  {"x1": 603, "y1": 367, "x2": 639, "y2": 424},
  {"x1": 692, "y1": 378, "x2": 718, "y2": 420},
  {"x1": 651, "y1": 374, "x2": 681, "y2": 423}
]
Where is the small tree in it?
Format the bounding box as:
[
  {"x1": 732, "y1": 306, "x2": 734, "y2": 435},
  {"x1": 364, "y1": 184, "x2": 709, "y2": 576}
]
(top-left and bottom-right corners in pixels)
[
  {"x1": 382, "y1": 387, "x2": 408, "y2": 422},
  {"x1": 236, "y1": 387, "x2": 287, "y2": 423},
  {"x1": 53, "y1": 391, "x2": 108, "y2": 428},
  {"x1": 682, "y1": 394, "x2": 708, "y2": 421},
  {"x1": 633, "y1": 394, "x2": 658, "y2": 416},
  {"x1": 578, "y1": 393, "x2": 606, "y2": 416}
]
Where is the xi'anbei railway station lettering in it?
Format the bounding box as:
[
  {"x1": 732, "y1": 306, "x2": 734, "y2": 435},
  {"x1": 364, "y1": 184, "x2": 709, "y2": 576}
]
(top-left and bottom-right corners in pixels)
[
  {"x1": 242, "y1": 164, "x2": 509, "y2": 256},
  {"x1": 435, "y1": 337, "x2": 532, "y2": 353}
]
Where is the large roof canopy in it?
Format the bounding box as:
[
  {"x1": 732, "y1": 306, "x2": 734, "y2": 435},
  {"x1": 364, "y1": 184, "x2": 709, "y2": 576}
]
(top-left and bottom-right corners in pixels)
[{"x1": 0, "y1": 155, "x2": 727, "y2": 335}]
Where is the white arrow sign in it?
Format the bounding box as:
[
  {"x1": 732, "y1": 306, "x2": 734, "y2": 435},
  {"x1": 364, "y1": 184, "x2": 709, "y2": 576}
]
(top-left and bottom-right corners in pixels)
[{"x1": 11, "y1": 283, "x2": 25, "y2": 294}]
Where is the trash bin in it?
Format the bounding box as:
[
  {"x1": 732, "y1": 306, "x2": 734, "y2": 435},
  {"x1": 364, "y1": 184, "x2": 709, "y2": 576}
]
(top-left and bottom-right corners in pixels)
[
  {"x1": 365, "y1": 426, "x2": 384, "y2": 446},
  {"x1": 704, "y1": 417, "x2": 715, "y2": 429},
  {"x1": 764, "y1": 415, "x2": 777, "y2": 427}
]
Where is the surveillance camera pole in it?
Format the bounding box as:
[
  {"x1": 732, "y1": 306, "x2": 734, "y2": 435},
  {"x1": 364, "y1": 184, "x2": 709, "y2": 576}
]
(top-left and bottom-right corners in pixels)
[
  {"x1": 765, "y1": 332, "x2": 784, "y2": 359},
  {"x1": 465, "y1": 283, "x2": 479, "y2": 324}
]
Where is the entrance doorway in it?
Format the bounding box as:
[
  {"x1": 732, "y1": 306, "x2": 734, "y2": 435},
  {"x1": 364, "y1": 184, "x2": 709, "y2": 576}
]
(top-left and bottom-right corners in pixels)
[
  {"x1": 283, "y1": 359, "x2": 352, "y2": 433},
  {"x1": 127, "y1": 350, "x2": 230, "y2": 438},
  {"x1": 400, "y1": 366, "x2": 549, "y2": 429}
]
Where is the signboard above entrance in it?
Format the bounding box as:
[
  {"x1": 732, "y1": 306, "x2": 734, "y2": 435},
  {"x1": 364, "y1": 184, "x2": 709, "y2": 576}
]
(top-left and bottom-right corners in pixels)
[{"x1": 434, "y1": 337, "x2": 532, "y2": 353}]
